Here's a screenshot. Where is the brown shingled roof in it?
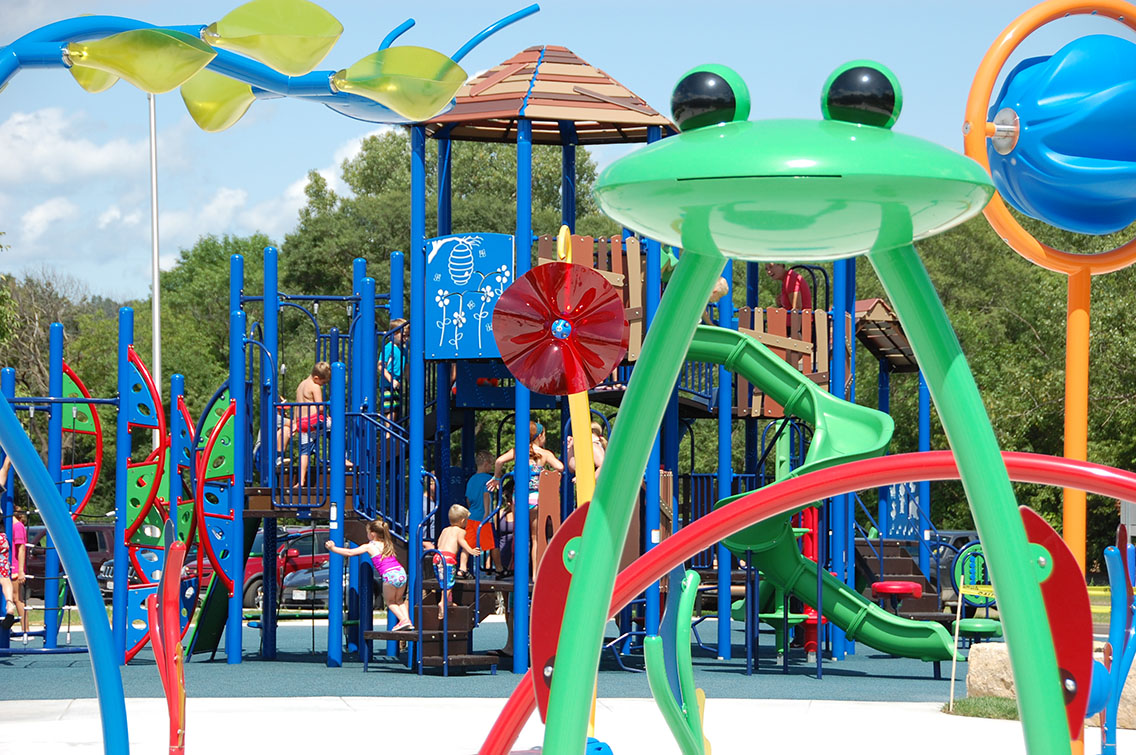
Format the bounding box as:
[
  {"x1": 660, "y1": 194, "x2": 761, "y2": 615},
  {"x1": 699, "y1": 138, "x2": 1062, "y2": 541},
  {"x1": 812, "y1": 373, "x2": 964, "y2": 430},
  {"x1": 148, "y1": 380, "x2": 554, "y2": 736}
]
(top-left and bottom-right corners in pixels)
[{"x1": 425, "y1": 45, "x2": 675, "y2": 145}]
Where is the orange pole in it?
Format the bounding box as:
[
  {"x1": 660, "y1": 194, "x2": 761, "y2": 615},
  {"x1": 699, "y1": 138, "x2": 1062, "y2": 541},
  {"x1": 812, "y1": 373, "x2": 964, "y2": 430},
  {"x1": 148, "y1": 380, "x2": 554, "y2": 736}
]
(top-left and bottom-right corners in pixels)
[{"x1": 1064, "y1": 270, "x2": 1091, "y2": 573}]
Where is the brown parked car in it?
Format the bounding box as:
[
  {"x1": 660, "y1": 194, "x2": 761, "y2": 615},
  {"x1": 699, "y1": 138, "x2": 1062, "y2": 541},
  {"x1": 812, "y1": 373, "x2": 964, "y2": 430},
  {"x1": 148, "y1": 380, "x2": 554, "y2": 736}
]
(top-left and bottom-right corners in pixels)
[{"x1": 25, "y1": 523, "x2": 115, "y2": 600}]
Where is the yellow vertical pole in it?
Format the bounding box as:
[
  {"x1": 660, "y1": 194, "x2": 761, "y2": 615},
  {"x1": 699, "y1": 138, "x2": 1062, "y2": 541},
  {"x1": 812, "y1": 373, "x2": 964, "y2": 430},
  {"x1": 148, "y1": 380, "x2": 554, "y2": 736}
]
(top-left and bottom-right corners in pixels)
[
  {"x1": 1064, "y1": 270, "x2": 1091, "y2": 574},
  {"x1": 556, "y1": 225, "x2": 600, "y2": 737}
]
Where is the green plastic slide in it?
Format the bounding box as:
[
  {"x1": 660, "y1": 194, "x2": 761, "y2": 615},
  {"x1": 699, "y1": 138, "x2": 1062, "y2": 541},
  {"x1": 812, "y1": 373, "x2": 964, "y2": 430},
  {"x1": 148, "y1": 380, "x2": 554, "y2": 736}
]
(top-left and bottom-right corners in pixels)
[
  {"x1": 722, "y1": 514, "x2": 954, "y2": 661},
  {"x1": 687, "y1": 325, "x2": 893, "y2": 480},
  {"x1": 186, "y1": 524, "x2": 259, "y2": 658},
  {"x1": 694, "y1": 325, "x2": 952, "y2": 661}
]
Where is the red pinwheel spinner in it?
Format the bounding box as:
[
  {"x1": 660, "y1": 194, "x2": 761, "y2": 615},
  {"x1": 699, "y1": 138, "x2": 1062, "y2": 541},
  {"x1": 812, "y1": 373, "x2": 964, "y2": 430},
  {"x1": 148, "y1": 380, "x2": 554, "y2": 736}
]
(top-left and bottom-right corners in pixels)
[{"x1": 493, "y1": 262, "x2": 628, "y2": 395}]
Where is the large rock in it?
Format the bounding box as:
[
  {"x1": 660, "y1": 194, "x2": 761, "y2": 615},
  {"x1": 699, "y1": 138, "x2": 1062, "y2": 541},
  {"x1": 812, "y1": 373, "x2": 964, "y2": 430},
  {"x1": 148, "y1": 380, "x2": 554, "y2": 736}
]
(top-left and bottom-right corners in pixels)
[{"x1": 966, "y1": 641, "x2": 1136, "y2": 729}]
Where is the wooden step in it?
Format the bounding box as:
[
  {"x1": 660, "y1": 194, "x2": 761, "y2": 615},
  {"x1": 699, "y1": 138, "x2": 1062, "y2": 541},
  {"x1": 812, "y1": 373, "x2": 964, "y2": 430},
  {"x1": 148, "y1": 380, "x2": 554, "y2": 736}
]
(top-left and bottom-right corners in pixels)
[
  {"x1": 364, "y1": 629, "x2": 467, "y2": 642},
  {"x1": 421, "y1": 654, "x2": 498, "y2": 668}
]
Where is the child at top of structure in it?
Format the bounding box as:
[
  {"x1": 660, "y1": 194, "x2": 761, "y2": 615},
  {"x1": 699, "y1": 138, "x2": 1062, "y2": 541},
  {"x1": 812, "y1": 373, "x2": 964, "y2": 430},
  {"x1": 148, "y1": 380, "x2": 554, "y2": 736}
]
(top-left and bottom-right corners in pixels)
[
  {"x1": 380, "y1": 318, "x2": 407, "y2": 414},
  {"x1": 295, "y1": 362, "x2": 330, "y2": 488},
  {"x1": 460, "y1": 450, "x2": 504, "y2": 578},
  {"x1": 567, "y1": 422, "x2": 608, "y2": 483},
  {"x1": 765, "y1": 262, "x2": 813, "y2": 311},
  {"x1": 433, "y1": 504, "x2": 481, "y2": 619},
  {"x1": 326, "y1": 520, "x2": 413, "y2": 631},
  {"x1": 487, "y1": 421, "x2": 563, "y2": 510}
]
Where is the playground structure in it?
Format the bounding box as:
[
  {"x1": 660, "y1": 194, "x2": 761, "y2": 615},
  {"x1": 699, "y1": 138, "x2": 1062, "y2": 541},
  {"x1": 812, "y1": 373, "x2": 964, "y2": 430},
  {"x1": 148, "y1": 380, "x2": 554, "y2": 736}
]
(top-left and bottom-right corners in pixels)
[{"x1": 3, "y1": 1, "x2": 1136, "y2": 754}]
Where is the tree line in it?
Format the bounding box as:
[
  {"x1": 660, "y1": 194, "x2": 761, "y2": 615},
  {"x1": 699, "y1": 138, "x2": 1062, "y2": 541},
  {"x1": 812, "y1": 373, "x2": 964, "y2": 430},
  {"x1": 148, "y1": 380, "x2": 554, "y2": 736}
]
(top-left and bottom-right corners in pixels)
[{"x1": 2, "y1": 130, "x2": 1134, "y2": 572}]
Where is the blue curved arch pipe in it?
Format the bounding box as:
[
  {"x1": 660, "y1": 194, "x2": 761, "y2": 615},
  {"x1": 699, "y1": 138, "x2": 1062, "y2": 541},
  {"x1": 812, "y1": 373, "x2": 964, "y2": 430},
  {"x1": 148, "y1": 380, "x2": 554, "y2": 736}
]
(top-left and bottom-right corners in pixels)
[{"x1": 0, "y1": 396, "x2": 128, "y2": 754}]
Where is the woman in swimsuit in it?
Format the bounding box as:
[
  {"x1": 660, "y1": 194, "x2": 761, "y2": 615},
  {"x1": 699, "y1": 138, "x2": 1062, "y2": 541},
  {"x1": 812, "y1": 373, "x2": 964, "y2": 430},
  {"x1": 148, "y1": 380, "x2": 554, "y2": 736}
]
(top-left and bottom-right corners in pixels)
[{"x1": 488, "y1": 421, "x2": 564, "y2": 574}]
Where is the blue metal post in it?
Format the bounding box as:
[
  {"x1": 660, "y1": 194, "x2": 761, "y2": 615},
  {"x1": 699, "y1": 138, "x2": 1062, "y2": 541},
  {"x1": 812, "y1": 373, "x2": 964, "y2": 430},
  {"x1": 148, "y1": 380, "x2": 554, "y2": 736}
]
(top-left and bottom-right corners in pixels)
[
  {"x1": 351, "y1": 258, "x2": 367, "y2": 415},
  {"x1": 169, "y1": 374, "x2": 185, "y2": 531},
  {"x1": 327, "y1": 362, "x2": 347, "y2": 666},
  {"x1": 390, "y1": 251, "x2": 404, "y2": 322},
  {"x1": 435, "y1": 136, "x2": 454, "y2": 533},
  {"x1": 877, "y1": 362, "x2": 890, "y2": 536},
  {"x1": 716, "y1": 261, "x2": 734, "y2": 659},
  {"x1": 227, "y1": 309, "x2": 246, "y2": 664},
  {"x1": 561, "y1": 127, "x2": 576, "y2": 232},
  {"x1": 513, "y1": 118, "x2": 533, "y2": 674},
  {"x1": 361, "y1": 278, "x2": 377, "y2": 411},
  {"x1": 0, "y1": 369, "x2": 11, "y2": 559},
  {"x1": 438, "y1": 138, "x2": 453, "y2": 236},
  {"x1": 0, "y1": 395, "x2": 130, "y2": 754},
  {"x1": 44, "y1": 322, "x2": 63, "y2": 648},
  {"x1": 918, "y1": 371, "x2": 931, "y2": 578},
  {"x1": 642, "y1": 125, "x2": 663, "y2": 636},
  {"x1": 408, "y1": 126, "x2": 427, "y2": 644},
  {"x1": 844, "y1": 258, "x2": 857, "y2": 640},
  {"x1": 0, "y1": 369, "x2": 9, "y2": 649},
  {"x1": 262, "y1": 247, "x2": 279, "y2": 659},
  {"x1": 437, "y1": 362, "x2": 452, "y2": 520},
  {"x1": 113, "y1": 307, "x2": 132, "y2": 663},
  {"x1": 829, "y1": 258, "x2": 850, "y2": 660}
]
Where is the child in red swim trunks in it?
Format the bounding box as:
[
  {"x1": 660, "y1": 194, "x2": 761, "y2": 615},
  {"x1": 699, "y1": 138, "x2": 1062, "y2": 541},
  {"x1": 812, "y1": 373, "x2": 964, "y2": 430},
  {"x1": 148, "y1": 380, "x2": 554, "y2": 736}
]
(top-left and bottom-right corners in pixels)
[{"x1": 433, "y1": 505, "x2": 480, "y2": 620}]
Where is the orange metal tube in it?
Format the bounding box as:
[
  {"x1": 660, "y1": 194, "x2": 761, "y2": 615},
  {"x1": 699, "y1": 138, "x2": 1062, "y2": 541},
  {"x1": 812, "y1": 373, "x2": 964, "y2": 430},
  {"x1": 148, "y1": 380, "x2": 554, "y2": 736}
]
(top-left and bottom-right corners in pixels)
[{"x1": 1064, "y1": 270, "x2": 1091, "y2": 573}]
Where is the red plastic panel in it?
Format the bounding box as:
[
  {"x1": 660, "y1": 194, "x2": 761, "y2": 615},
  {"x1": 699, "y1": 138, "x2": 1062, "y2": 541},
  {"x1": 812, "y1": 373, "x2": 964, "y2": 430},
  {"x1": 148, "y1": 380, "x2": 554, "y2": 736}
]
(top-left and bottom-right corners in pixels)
[
  {"x1": 493, "y1": 262, "x2": 628, "y2": 395},
  {"x1": 1118, "y1": 524, "x2": 1133, "y2": 634},
  {"x1": 530, "y1": 501, "x2": 589, "y2": 721},
  {"x1": 1020, "y1": 506, "x2": 1093, "y2": 740}
]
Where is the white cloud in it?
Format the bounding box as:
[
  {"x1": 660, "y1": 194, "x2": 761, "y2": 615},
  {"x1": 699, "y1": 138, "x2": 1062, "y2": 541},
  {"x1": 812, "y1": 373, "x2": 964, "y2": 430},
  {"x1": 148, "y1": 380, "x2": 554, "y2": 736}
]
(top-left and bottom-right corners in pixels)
[
  {"x1": 21, "y1": 197, "x2": 79, "y2": 242},
  {"x1": 0, "y1": 108, "x2": 148, "y2": 185},
  {"x1": 97, "y1": 205, "x2": 144, "y2": 230},
  {"x1": 159, "y1": 186, "x2": 248, "y2": 250}
]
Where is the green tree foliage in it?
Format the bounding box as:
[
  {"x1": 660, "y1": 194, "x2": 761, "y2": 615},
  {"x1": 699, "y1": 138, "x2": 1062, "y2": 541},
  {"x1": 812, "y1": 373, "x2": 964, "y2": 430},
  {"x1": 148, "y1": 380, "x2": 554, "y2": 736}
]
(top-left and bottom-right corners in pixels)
[
  {"x1": 281, "y1": 129, "x2": 618, "y2": 312},
  {"x1": 6, "y1": 129, "x2": 1136, "y2": 571}
]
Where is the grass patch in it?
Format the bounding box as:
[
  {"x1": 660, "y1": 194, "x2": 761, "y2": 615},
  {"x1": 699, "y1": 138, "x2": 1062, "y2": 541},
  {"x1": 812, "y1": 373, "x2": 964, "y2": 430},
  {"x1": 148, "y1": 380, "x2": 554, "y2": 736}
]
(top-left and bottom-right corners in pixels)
[{"x1": 944, "y1": 696, "x2": 1019, "y2": 720}]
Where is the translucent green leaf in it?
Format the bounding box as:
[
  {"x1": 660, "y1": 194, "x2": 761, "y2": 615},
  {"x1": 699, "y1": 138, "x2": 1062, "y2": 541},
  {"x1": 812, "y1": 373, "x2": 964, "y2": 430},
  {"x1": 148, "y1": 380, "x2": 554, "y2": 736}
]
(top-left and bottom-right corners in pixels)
[
  {"x1": 69, "y1": 66, "x2": 118, "y2": 93},
  {"x1": 181, "y1": 69, "x2": 255, "y2": 132},
  {"x1": 205, "y1": 0, "x2": 342, "y2": 76},
  {"x1": 331, "y1": 46, "x2": 466, "y2": 122},
  {"x1": 66, "y1": 29, "x2": 216, "y2": 95}
]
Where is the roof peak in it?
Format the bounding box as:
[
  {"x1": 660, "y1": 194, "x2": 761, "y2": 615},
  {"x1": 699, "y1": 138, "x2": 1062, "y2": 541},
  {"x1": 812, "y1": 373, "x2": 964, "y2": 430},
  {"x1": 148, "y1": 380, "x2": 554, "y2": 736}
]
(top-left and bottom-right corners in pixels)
[{"x1": 425, "y1": 44, "x2": 675, "y2": 145}]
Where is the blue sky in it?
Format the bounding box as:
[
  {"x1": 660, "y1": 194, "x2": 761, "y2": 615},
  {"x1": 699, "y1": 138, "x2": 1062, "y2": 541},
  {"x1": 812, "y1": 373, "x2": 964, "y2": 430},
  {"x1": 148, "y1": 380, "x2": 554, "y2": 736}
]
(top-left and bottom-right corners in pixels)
[{"x1": 0, "y1": 1, "x2": 1128, "y2": 299}]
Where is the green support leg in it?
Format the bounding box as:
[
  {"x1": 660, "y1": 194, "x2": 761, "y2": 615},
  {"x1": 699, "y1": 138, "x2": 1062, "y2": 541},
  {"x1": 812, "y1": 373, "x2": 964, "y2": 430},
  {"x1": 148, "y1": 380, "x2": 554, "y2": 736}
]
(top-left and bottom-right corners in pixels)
[
  {"x1": 868, "y1": 240, "x2": 1068, "y2": 755},
  {"x1": 543, "y1": 249, "x2": 725, "y2": 754}
]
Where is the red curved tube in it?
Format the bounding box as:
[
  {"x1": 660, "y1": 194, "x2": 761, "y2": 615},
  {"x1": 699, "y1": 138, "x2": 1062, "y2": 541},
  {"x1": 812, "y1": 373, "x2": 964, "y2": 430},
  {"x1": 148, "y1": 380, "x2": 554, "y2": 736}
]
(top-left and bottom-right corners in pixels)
[{"x1": 480, "y1": 450, "x2": 1136, "y2": 754}]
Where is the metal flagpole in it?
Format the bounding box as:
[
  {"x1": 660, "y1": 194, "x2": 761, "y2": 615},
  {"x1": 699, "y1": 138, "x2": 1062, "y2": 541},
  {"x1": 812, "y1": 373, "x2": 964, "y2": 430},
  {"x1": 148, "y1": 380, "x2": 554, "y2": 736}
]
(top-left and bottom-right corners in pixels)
[{"x1": 148, "y1": 93, "x2": 161, "y2": 450}]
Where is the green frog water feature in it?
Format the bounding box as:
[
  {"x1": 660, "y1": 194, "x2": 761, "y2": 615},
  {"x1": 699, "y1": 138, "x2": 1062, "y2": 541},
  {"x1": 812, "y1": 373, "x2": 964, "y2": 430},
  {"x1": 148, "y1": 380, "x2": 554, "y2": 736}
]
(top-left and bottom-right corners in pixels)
[{"x1": 541, "y1": 61, "x2": 1069, "y2": 755}]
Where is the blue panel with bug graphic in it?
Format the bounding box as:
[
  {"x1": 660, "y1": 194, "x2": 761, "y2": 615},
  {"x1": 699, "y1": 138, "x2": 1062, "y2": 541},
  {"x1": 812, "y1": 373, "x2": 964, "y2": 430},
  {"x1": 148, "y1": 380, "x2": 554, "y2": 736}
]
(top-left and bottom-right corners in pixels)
[
  {"x1": 424, "y1": 233, "x2": 514, "y2": 360},
  {"x1": 989, "y1": 35, "x2": 1136, "y2": 235},
  {"x1": 126, "y1": 358, "x2": 160, "y2": 429}
]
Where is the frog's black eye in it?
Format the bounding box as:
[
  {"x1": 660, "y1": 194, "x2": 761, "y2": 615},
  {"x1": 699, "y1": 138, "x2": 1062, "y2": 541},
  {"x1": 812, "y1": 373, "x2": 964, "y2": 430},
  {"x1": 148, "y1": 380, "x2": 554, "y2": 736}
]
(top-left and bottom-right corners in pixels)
[
  {"x1": 821, "y1": 60, "x2": 902, "y2": 129},
  {"x1": 671, "y1": 64, "x2": 750, "y2": 132}
]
